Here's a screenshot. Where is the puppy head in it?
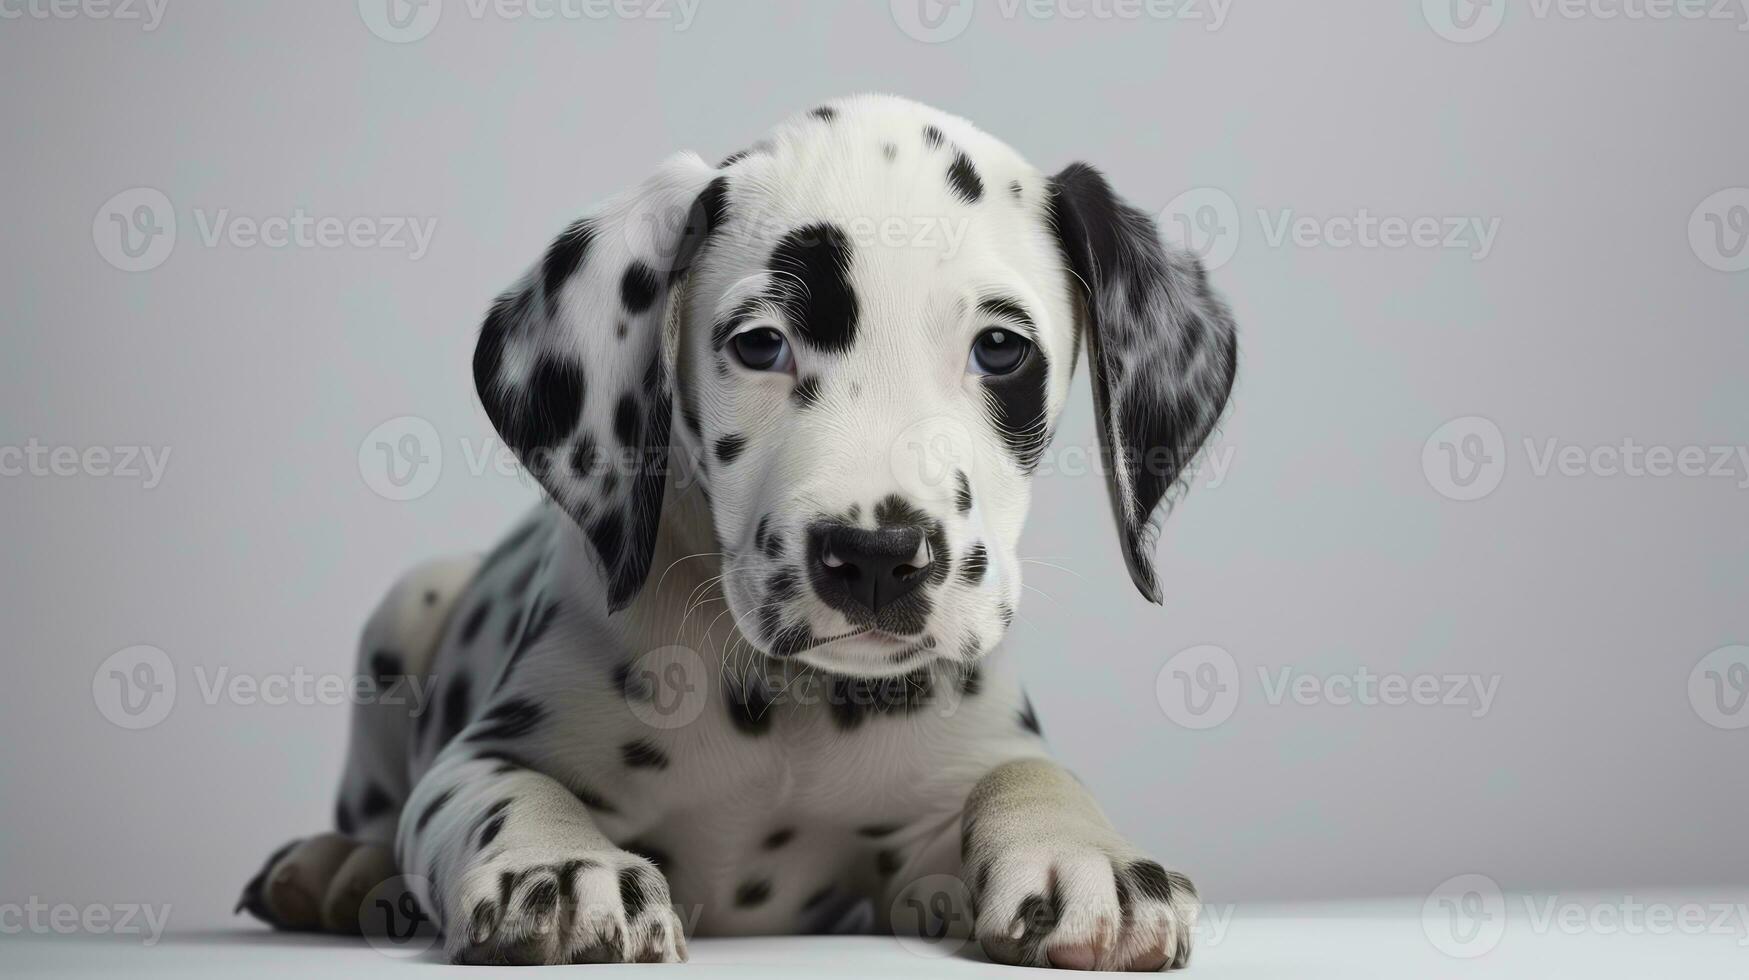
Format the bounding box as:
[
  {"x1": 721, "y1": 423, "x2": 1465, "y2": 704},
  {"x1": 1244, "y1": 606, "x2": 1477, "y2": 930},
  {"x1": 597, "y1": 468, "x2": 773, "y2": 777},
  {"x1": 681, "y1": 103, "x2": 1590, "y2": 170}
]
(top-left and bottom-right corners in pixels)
[{"x1": 474, "y1": 95, "x2": 1237, "y2": 678}]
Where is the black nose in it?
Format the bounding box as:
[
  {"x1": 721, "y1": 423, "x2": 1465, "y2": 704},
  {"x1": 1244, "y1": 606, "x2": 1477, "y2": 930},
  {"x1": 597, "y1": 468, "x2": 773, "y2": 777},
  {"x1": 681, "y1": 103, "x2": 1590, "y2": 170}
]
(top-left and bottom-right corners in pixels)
[{"x1": 809, "y1": 523, "x2": 934, "y2": 615}]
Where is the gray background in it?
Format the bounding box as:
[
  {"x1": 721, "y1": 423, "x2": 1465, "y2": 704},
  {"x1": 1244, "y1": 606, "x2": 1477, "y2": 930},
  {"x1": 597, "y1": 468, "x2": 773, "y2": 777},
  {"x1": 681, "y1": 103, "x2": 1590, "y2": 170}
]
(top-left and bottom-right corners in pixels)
[{"x1": 2, "y1": 0, "x2": 1745, "y2": 936}]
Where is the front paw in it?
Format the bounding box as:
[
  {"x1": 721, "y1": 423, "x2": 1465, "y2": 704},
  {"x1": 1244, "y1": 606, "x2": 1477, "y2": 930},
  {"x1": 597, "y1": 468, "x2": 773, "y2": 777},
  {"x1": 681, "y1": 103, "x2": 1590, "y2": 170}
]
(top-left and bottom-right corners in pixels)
[
  {"x1": 444, "y1": 845, "x2": 686, "y2": 965},
  {"x1": 966, "y1": 835, "x2": 1197, "y2": 971}
]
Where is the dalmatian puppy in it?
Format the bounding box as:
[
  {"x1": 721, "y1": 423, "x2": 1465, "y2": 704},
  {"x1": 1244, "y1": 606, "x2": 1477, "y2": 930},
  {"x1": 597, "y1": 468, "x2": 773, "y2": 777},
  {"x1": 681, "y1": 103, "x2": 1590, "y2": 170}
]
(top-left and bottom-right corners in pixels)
[{"x1": 238, "y1": 94, "x2": 1237, "y2": 970}]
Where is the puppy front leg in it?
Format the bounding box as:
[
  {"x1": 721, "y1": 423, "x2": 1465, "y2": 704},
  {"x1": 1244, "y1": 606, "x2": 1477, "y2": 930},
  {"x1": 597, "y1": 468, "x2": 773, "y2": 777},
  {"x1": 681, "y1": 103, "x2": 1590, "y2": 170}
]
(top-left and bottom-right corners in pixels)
[
  {"x1": 399, "y1": 750, "x2": 685, "y2": 965},
  {"x1": 962, "y1": 758, "x2": 1198, "y2": 972}
]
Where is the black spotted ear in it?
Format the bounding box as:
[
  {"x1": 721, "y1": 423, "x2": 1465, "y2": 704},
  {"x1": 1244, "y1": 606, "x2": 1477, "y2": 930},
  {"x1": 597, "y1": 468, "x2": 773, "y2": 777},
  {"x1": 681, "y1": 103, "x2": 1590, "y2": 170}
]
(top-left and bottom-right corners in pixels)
[
  {"x1": 1048, "y1": 163, "x2": 1238, "y2": 604},
  {"x1": 473, "y1": 153, "x2": 724, "y2": 612}
]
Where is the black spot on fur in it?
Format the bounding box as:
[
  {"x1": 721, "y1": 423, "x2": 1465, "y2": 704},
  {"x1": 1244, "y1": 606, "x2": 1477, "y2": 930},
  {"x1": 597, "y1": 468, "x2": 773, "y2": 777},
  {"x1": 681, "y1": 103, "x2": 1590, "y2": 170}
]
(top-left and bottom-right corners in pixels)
[
  {"x1": 768, "y1": 224, "x2": 859, "y2": 353},
  {"x1": 416, "y1": 788, "x2": 457, "y2": 832},
  {"x1": 359, "y1": 782, "x2": 393, "y2": 819},
  {"x1": 857, "y1": 823, "x2": 899, "y2": 838},
  {"x1": 922, "y1": 125, "x2": 944, "y2": 148},
  {"x1": 809, "y1": 105, "x2": 837, "y2": 121},
  {"x1": 620, "y1": 738, "x2": 670, "y2": 770},
  {"x1": 829, "y1": 669, "x2": 935, "y2": 730},
  {"x1": 791, "y1": 375, "x2": 822, "y2": 408},
  {"x1": 569, "y1": 434, "x2": 599, "y2": 478},
  {"x1": 728, "y1": 676, "x2": 776, "y2": 736},
  {"x1": 882, "y1": 142, "x2": 897, "y2": 162},
  {"x1": 620, "y1": 260, "x2": 660, "y2": 313},
  {"x1": 762, "y1": 530, "x2": 786, "y2": 561},
  {"x1": 735, "y1": 879, "x2": 773, "y2": 907},
  {"x1": 460, "y1": 601, "x2": 490, "y2": 645},
  {"x1": 619, "y1": 867, "x2": 653, "y2": 919},
  {"x1": 714, "y1": 434, "x2": 747, "y2": 465},
  {"x1": 587, "y1": 512, "x2": 625, "y2": 571},
  {"x1": 998, "y1": 601, "x2": 1015, "y2": 628},
  {"x1": 489, "y1": 354, "x2": 587, "y2": 458},
  {"x1": 947, "y1": 152, "x2": 983, "y2": 204},
  {"x1": 954, "y1": 470, "x2": 973, "y2": 513},
  {"x1": 1009, "y1": 179, "x2": 1023, "y2": 200},
  {"x1": 876, "y1": 850, "x2": 901, "y2": 876},
  {"x1": 960, "y1": 543, "x2": 987, "y2": 585},
  {"x1": 613, "y1": 393, "x2": 641, "y2": 447},
  {"x1": 574, "y1": 784, "x2": 617, "y2": 814},
  {"x1": 440, "y1": 674, "x2": 473, "y2": 747},
  {"x1": 520, "y1": 875, "x2": 559, "y2": 917},
  {"x1": 614, "y1": 662, "x2": 652, "y2": 702},
  {"x1": 541, "y1": 219, "x2": 594, "y2": 318},
  {"x1": 762, "y1": 828, "x2": 796, "y2": 850},
  {"x1": 474, "y1": 798, "x2": 512, "y2": 849},
  {"x1": 467, "y1": 698, "x2": 545, "y2": 742},
  {"x1": 368, "y1": 650, "x2": 402, "y2": 685},
  {"x1": 1018, "y1": 693, "x2": 1043, "y2": 736},
  {"x1": 718, "y1": 149, "x2": 751, "y2": 167},
  {"x1": 698, "y1": 174, "x2": 730, "y2": 236}
]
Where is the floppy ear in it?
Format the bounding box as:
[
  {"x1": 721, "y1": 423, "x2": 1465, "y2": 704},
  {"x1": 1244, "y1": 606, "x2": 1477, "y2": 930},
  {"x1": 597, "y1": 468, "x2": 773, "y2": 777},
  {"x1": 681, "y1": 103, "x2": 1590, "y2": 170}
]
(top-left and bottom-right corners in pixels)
[
  {"x1": 473, "y1": 152, "x2": 725, "y2": 612},
  {"x1": 1048, "y1": 163, "x2": 1238, "y2": 605}
]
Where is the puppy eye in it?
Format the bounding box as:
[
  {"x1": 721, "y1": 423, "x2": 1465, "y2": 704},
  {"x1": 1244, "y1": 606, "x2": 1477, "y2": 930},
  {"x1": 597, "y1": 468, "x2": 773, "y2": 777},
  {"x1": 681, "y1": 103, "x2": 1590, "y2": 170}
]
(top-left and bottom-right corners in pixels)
[
  {"x1": 730, "y1": 327, "x2": 793, "y2": 373},
  {"x1": 968, "y1": 327, "x2": 1033, "y2": 376}
]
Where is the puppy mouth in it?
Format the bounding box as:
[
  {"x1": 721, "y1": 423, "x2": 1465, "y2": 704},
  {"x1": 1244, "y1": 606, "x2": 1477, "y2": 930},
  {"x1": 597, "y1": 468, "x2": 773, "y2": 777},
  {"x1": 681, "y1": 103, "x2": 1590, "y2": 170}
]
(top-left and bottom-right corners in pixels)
[{"x1": 786, "y1": 629, "x2": 940, "y2": 676}]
